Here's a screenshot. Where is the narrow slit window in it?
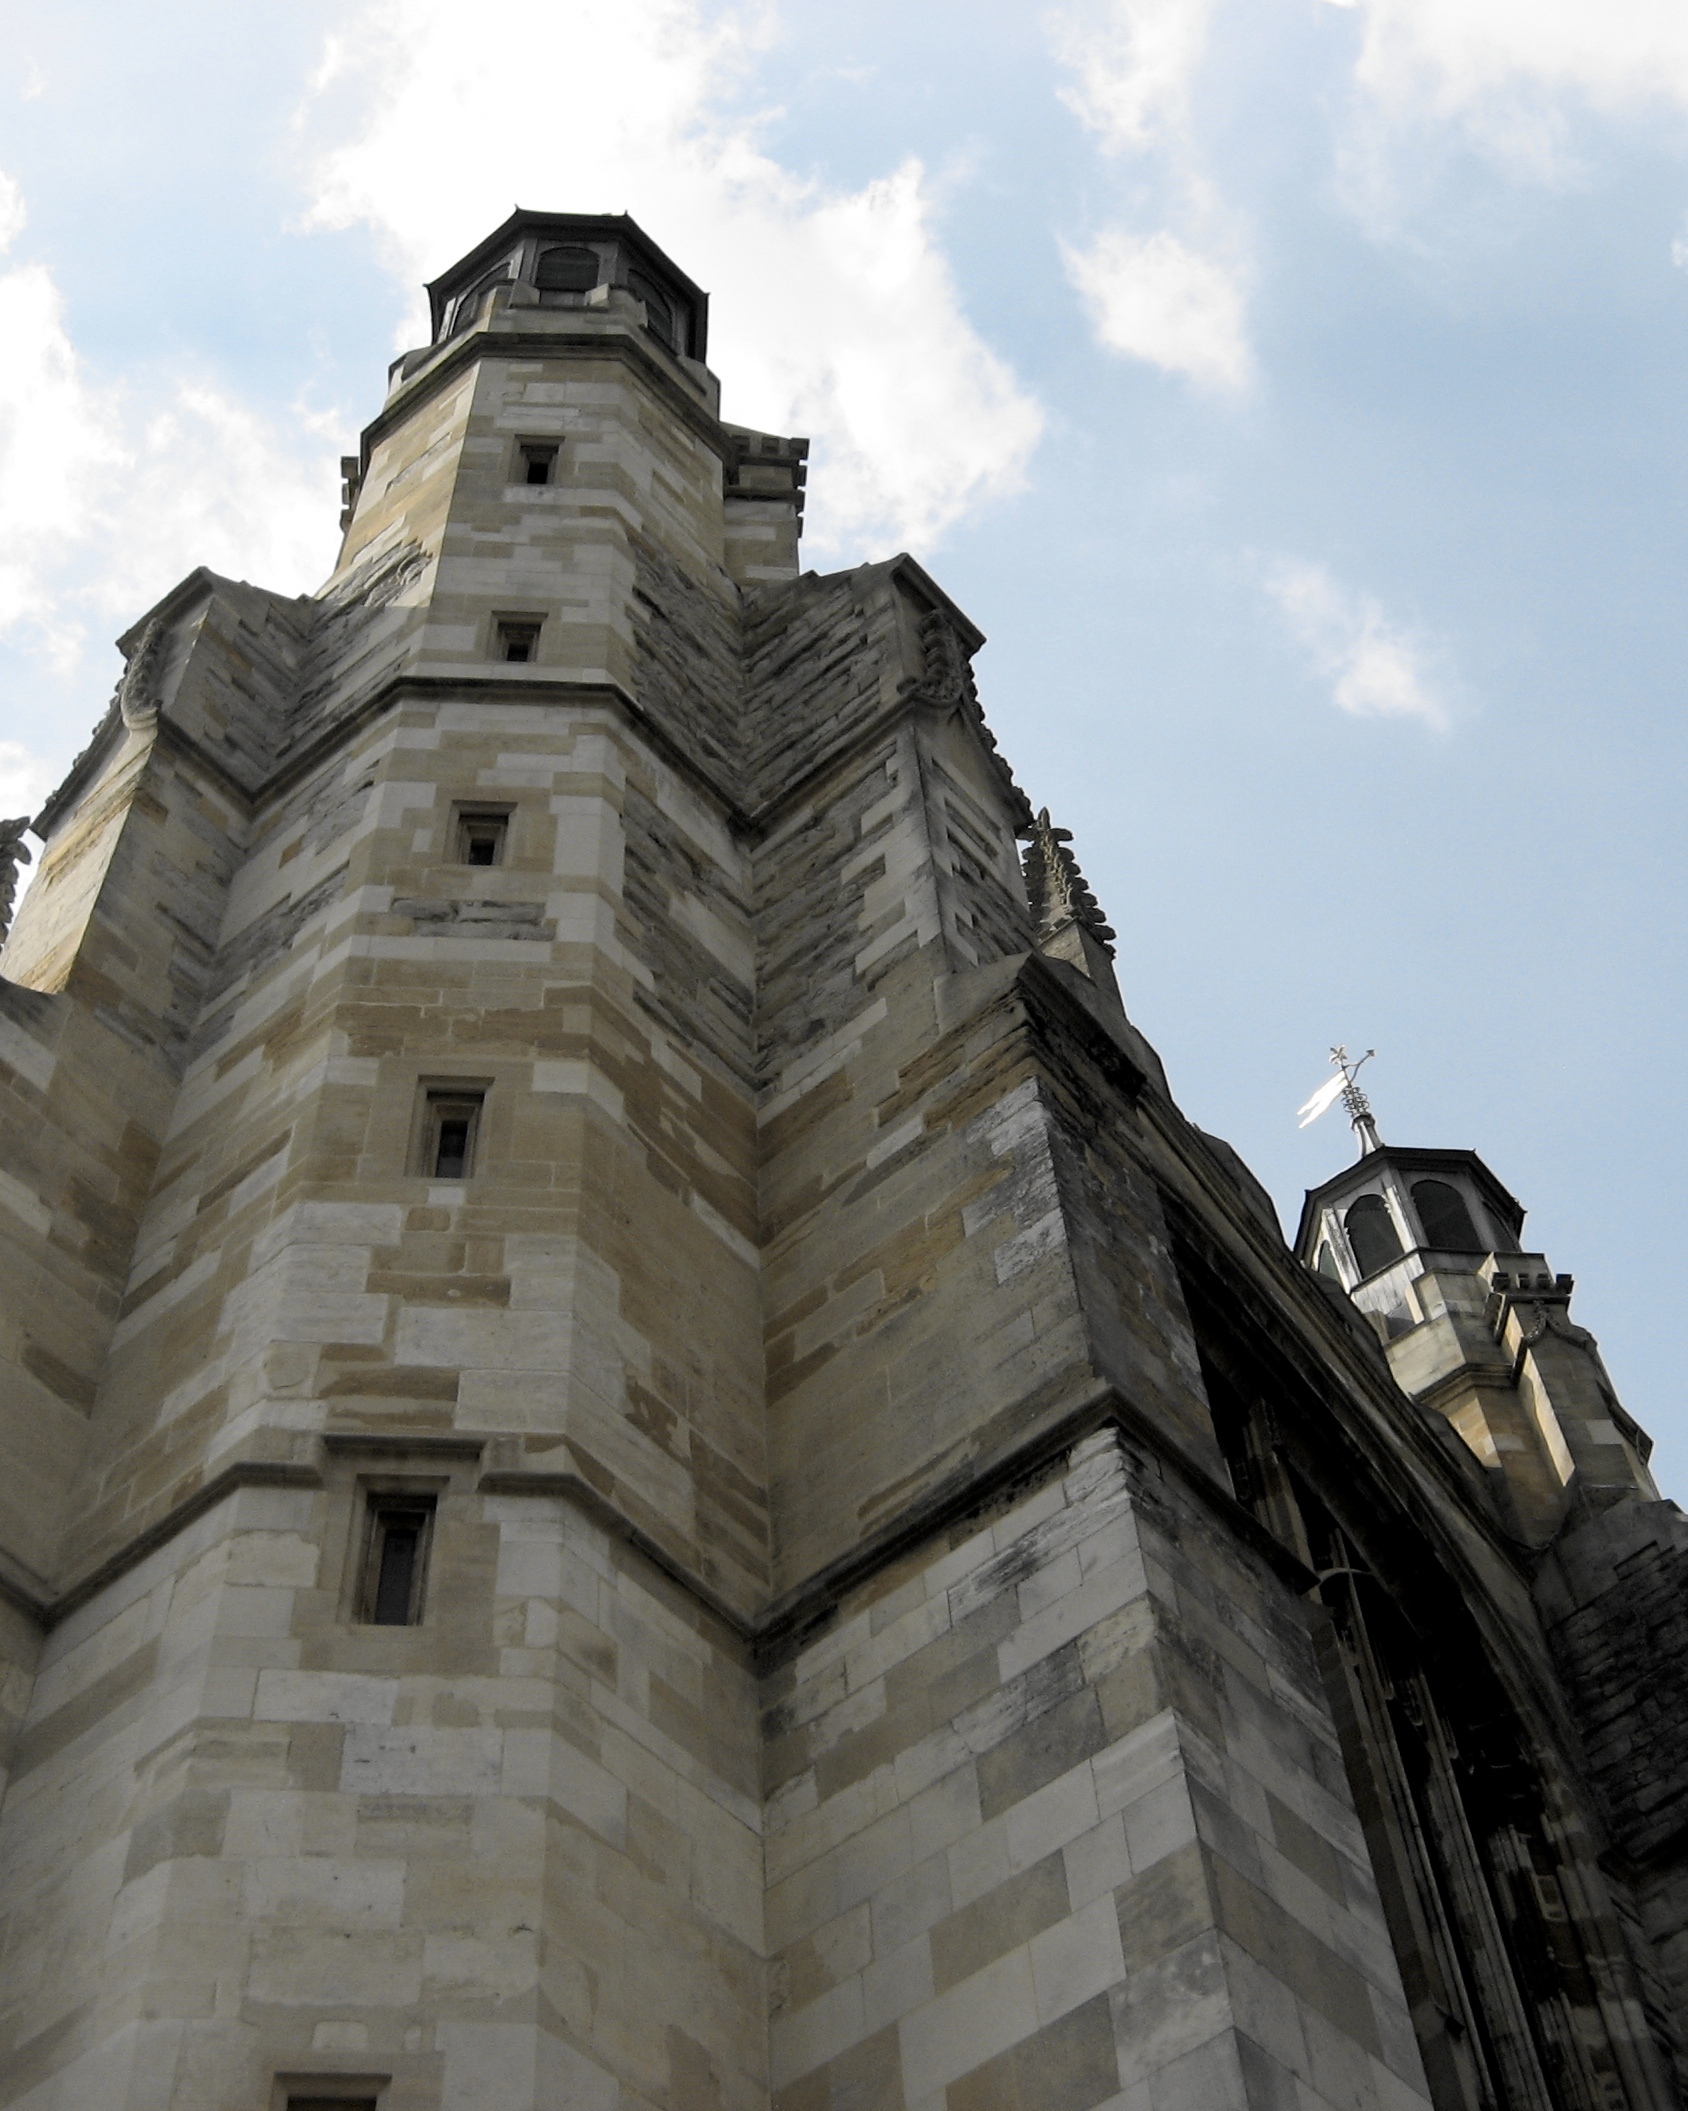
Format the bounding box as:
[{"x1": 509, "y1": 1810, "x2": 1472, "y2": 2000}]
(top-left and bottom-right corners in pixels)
[
  {"x1": 290, "y1": 2098, "x2": 379, "y2": 2111},
  {"x1": 454, "y1": 808, "x2": 510, "y2": 867},
  {"x1": 520, "y1": 443, "x2": 558, "y2": 486},
  {"x1": 434, "y1": 1114, "x2": 471, "y2": 1179},
  {"x1": 360, "y1": 1498, "x2": 435, "y2": 1626},
  {"x1": 418, "y1": 1088, "x2": 485, "y2": 1180},
  {"x1": 496, "y1": 619, "x2": 541, "y2": 664}
]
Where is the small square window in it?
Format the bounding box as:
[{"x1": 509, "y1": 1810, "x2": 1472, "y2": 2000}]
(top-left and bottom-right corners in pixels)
[
  {"x1": 275, "y1": 2073, "x2": 389, "y2": 2111},
  {"x1": 416, "y1": 1087, "x2": 486, "y2": 1180},
  {"x1": 520, "y1": 443, "x2": 559, "y2": 486},
  {"x1": 496, "y1": 619, "x2": 542, "y2": 664},
  {"x1": 360, "y1": 1495, "x2": 435, "y2": 1626},
  {"x1": 454, "y1": 807, "x2": 510, "y2": 867}
]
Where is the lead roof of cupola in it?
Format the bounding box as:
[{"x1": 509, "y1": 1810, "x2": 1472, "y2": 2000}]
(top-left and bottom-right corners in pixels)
[{"x1": 423, "y1": 209, "x2": 710, "y2": 353}]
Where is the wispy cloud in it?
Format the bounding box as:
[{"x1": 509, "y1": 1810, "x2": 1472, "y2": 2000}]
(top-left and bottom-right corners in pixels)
[
  {"x1": 0, "y1": 162, "x2": 342, "y2": 807},
  {"x1": 301, "y1": 0, "x2": 1043, "y2": 558},
  {"x1": 0, "y1": 233, "x2": 339, "y2": 644},
  {"x1": 1050, "y1": 0, "x2": 1252, "y2": 391},
  {"x1": 0, "y1": 185, "x2": 123, "y2": 647},
  {"x1": 1064, "y1": 226, "x2": 1250, "y2": 390},
  {"x1": 1325, "y1": 0, "x2": 1688, "y2": 197},
  {"x1": 1052, "y1": 0, "x2": 1217, "y2": 152},
  {"x1": 1332, "y1": 0, "x2": 1688, "y2": 120},
  {"x1": 1268, "y1": 558, "x2": 1449, "y2": 730}
]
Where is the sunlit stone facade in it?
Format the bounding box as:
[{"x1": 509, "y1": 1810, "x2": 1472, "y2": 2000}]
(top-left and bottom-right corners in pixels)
[{"x1": 0, "y1": 212, "x2": 1683, "y2": 2111}]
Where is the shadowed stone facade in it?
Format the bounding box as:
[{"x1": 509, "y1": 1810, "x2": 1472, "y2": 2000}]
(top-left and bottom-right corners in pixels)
[{"x1": 0, "y1": 211, "x2": 1682, "y2": 2111}]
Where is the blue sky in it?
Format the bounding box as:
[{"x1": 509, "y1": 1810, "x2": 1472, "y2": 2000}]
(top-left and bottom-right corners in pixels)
[{"x1": 1, "y1": 0, "x2": 1684, "y2": 1489}]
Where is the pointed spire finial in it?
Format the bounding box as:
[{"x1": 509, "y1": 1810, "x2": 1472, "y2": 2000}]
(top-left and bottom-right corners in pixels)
[
  {"x1": 1021, "y1": 809, "x2": 1116, "y2": 956},
  {"x1": 1330, "y1": 1046, "x2": 1382, "y2": 1155}
]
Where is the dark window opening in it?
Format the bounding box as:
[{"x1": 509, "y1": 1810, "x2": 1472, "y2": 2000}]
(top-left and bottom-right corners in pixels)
[
  {"x1": 627, "y1": 269, "x2": 679, "y2": 352},
  {"x1": 496, "y1": 619, "x2": 541, "y2": 664},
  {"x1": 454, "y1": 808, "x2": 510, "y2": 867},
  {"x1": 448, "y1": 266, "x2": 510, "y2": 338},
  {"x1": 536, "y1": 244, "x2": 600, "y2": 294},
  {"x1": 289, "y1": 2100, "x2": 379, "y2": 2111},
  {"x1": 434, "y1": 1118, "x2": 471, "y2": 1178},
  {"x1": 418, "y1": 1089, "x2": 485, "y2": 1180},
  {"x1": 360, "y1": 1497, "x2": 436, "y2": 1626},
  {"x1": 1411, "y1": 1178, "x2": 1484, "y2": 1254},
  {"x1": 520, "y1": 443, "x2": 559, "y2": 486},
  {"x1": 1344, "y1": 1191, "x2": 1403, "y2": 1278},
  {"x1": 1315, "y1": 1240, "x2": 1340, "y2": 1280}
]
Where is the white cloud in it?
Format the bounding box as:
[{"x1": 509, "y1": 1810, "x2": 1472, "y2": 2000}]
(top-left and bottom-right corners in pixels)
[
  {"x1": 1051, "y1": 0, "x2": 1216, "y2": 153},
  {"x1": 300, "y1": 0, "x2": 1042, "y2": 557},
  {"x1": 0, "y1": 164, "x2": 341, "y2": 689},
  {"x1": 1050, "y1": 0, "x2": 1252, "y2": 389},
  {"x1": 0, "y1": 241, "x2": 128, "y2": 648},
  {"x1": 0, "y1": 740, "x2": 55, "y2": 821},
  {"x1": 1268, "y1": 558, "x2": 1448, "y2": 730},
  {"x1": 1333, "y1": 0, "x2": 1688, "y2": 117},
  {"x1": 0, "y1": 172, "x2": 25, "y2": 253},
  {"x1": 90, "y1": 389, "x2": 341, "y2": 625},
  {"x1": 1326, "y1": 0, "x2": 1688, "y2": 186},
  {"x1": 1064, "y1": 227, "x2": 1250, "y2": 390}
]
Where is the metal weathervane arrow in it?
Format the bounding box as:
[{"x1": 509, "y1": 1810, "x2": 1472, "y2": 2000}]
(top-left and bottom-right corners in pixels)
[{"x1": 1296, "y1": 1046, "x2": 1382, "y2": 1156}]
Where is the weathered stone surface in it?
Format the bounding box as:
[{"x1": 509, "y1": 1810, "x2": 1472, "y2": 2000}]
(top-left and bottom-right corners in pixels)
[{"x1": 0, "y1": 209, "x2": 1680, "y2": 2111}]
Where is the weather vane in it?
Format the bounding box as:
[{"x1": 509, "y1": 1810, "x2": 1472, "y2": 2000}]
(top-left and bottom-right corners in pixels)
[{"x1": 1296, "y1": 1045, "x2": 1382, "y2": 1156}]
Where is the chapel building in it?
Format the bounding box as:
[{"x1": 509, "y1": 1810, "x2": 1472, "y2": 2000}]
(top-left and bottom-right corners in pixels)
[{"x1": 0, "y1": 212, "x2": 1684, "y2": 2111}]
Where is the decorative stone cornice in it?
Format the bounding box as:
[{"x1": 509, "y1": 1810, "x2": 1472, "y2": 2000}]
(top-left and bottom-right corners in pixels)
[
  {"x1": 116, "y1": 618, "x2": 167, "y2": 730},
  {"x1": 0, "y1": 818, "x2": 31, "y2": 947}
]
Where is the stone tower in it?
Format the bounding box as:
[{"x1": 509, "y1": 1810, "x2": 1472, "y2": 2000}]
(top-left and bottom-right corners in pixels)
[{"x1": 0, "y1": 212, "x2": 1683, "y2": 2111}]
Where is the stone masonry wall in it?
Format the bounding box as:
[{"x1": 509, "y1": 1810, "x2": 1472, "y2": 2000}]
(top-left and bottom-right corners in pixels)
[
  {"x1": 759, "y1": 950, "x2": 1226, "y2": 1601},
  {"x1": 740, "y1": 570, "x2": 904, "y2": 817},
  {"x1": 0, "y1": 1459, "x2": 765, "y2": 2111},
  {"x1": 61, "y1": 687, "x2": 766, "y2": 1616},
  {"x1": 4, "y1": 229, "x2": 1676, "y2": 2111},
  {"x1": 761, "y1": 1425, "x2": 1430, "y2": 2111},
  {"x1": 1540, "y1": 1499, "x2": 1688, "y2": 2093},
  {"x1": 0, "y1": 685, "x2": 262, "y2": 1616}
]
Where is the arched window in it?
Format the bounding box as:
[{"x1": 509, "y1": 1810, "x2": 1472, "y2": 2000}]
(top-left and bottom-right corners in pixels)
[
  {"x1": 536, "y1": 245, "x2": 600, "y2": 295},
  {"x1": 1344, "y1": 1192, "x2": 1402, "y2": 1278},
  {"x1": 1316, "y1": 1242, "x2": 1340, "y2": 1281},
  {"x1": 448, "y1": 268, "x2": 510, "y2": 337},
  {"x1": 1411, "y1": 1179, "x2": 1484, "y2": 1253}
]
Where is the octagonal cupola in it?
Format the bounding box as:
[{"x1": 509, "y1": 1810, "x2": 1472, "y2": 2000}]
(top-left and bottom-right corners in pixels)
[
  {"x1": 1295, "y1": 1139, "x2": 1526, "y2": 1331},
  {"x1": 424, "y1": 209, "x2": 708, "y2": 361},
  {"x1": 1292, "y1": 1060, "x2": 1655, "y2": 1532}
]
